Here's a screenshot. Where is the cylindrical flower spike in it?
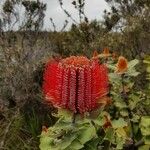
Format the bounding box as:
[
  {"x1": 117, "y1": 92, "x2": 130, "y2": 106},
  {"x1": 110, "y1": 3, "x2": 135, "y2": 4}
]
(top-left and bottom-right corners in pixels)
[{"x1": 42, "y1": 56, "x2": 109, "y2": 114}]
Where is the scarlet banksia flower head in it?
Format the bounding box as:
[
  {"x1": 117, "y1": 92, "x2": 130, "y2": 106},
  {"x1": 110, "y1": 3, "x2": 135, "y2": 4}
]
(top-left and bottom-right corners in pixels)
[
  {"x1": 116, "y1": 56, "x2": 128, "y2": 74},
  {"x1": 42, "y1": 56, "x2": 109, "y2": 114}
]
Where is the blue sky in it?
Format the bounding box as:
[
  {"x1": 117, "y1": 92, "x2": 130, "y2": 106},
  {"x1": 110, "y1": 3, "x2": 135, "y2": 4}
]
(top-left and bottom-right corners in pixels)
[{"x1": 42, "y1": 0, "x2": 109, "y2": 30}]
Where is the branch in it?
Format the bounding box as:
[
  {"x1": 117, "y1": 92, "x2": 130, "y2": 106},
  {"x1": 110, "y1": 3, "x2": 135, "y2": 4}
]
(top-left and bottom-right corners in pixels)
[
  {"x1": 58, "y1": 0, "x2": 78, "y2": 24},
  {"x1": 0, "y1": 120, "x2": 12, "y2": 148}
]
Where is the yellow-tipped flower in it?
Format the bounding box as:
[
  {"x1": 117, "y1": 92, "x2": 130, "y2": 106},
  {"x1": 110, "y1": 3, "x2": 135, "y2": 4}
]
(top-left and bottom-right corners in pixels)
[{"x1": 116, "y1": 56, "x2": 128, "y2": 74}]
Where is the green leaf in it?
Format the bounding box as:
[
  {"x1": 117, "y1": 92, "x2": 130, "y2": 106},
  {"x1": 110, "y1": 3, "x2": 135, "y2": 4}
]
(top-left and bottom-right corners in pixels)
[
  {"x1": 40, "y1": 115, "x2": 98, "y2": 150},
  {"x1": 126, "y1": 59, "x2": 140, "y2": 77},
  {"x1": 146, "y1": 67, "x2": 150, "y2": 73},
  {"x1": 116, "y1": 136, "x2": 125, "y2": 150},
  {"x1": 66, "y1": 139, "x2": 84, "y2": 150},
  {"x1": 143, "y1": 56, "x2": 150, "y2": 64},
  {"x1": 108, "y1": 64, "x2": 116, "y2": 70},
  {"x1": 57, "y1": 109, "x2": 73, "y2": 119},
  {"x1": 131, "y1": 114, "x2": 140, "y2": 123},
  {"x1": 127, "y1": 68, "x2": 140, "y2": 77},
  {"x1": 128, "y1": 59, "x2": 139, "y2": 69},
  {"x1": 54, "y1": 119, "x2": 73, "y2": 131},
  {"x1": 109, "y1": 73, "x2": 121, "y2": 83},
  {"x1": 84, "y1": 138, "x2": 100, "y2": 150},
  {"x1": 115, "y1": 101, "x2": 127, "y2": 109},
  {"x1": 144, "y1": 136, "x2": 150, "y2": 145},
  {"x1": 127, "y1": 71, "x2": 140, "y2": 77},
  {"x1": 112, "y1": 118, "x2": 127, "y2": 129},
  {"x1": 116, "y1": 128, "x2": 127, "y2": 139},
  {"x1": 104, "y1": 128, "x2": 115, "y2": 143},
  {"x1": 52, "y1": 132, "x2": 78, "y2": 150},
  {"x1": 39, "y1": 136, "x2": 53, "y2": 150},
  {"x1": 144, "y1": 60, "x2": 150, "y2": 64},
  {"x1": 138, "y1": 145, "x2": 150, "y2": 150},
  {"x1": 58, "y1": 133, "x2": 77, "y2": 150},
  {"x1": 78, "y1": 124, "x2": 96, "y2": 144},
  {"x1": 120, "y1": 109, "x2": 128, "y2": 117},
  {"x1": 93, "y1": 115, "x2": 105, "y2": 126},
  {"x1": 140, "y1": 116, "x2": 150, "y2": 136}
]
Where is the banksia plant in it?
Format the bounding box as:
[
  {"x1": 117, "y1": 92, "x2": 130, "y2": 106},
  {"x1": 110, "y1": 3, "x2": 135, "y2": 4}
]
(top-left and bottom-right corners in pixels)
[{"x1": 42, "y1": 56, "x2": 109, "y2": 114}]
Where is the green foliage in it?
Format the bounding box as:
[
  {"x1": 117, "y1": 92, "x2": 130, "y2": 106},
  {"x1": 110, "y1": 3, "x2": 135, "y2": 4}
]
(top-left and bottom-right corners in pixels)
[
  {"x1": 144, "y1": 56, "x2": 150, "y2": 81},
  {"x1": 40, "y1": 109, "x2": 97, "y2": 150},
  {"x1": 140, "y1": 116, "x2": 150, "y2": 136},
  {"x1": 39, "y1": 56, "x2": 150, "y2": 150},
  {"x1": 0, "y1": 110, "x2": 39, "y2": 150},
  {"x1": 140, "y1": 116, "x2": 150, "y2": 149}
]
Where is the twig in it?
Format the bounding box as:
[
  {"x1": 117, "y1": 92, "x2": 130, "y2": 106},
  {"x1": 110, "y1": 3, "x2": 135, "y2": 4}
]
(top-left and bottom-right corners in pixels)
[
  {"x1": 50, "y1": 18, "x2": 56, "y2": 32},
  {"x1": 58, "y1": 0, "x2": 78, "y2": 25},
  {"x1": 0, "y1": 120, "x2": 12, "y2": 148},
  {"x1": 0, "y1": 110, "x2": 18, "y2": 149}
]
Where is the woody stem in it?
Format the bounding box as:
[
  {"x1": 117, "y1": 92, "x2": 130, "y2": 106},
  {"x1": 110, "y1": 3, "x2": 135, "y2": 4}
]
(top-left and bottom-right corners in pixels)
[{"x1": 72, "y1": 113, "x2": 77, "y2": 124}]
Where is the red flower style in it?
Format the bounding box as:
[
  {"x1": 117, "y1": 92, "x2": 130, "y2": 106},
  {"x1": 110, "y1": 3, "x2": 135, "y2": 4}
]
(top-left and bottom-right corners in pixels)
[{"x1": 42, "y1": 56, "x2": 109, "y2": 114}]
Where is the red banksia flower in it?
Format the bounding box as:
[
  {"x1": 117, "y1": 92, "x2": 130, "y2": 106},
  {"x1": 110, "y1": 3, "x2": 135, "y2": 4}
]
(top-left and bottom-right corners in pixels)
[
  {"x1": 116, "y1": 56, "x2": 128, "y2": 74},
  {"x1": 42, "y1": 56, "x2": 109, "y2": 114}
]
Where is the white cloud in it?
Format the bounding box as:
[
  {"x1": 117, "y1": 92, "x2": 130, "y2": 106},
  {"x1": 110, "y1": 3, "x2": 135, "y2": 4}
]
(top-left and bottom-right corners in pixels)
[
  {"x1": 42, "y1": 0, "x2": 109, "y2": 31},
  {"x1": 0, "y1": 0, "x2": 109, "y2": 30}
]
